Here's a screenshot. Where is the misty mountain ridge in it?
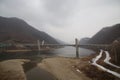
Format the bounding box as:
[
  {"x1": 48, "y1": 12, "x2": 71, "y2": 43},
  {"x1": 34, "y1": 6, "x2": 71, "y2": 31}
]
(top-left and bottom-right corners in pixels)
[
  {"x1": 0, "y1": 16, "x2": 59, "y2": 44},
  {"x1": 87, "y1": 24, "x2": 120, "y2": 44},
  {"x1": 79, "y1": 37, "x2": 90, "y2": 44}
]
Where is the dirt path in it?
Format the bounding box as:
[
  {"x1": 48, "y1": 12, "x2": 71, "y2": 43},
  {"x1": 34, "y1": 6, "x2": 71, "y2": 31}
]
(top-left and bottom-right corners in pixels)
[
  {"x1": 38, "y1": 57, "x2": 91, "y2": 80},
  {"x1": 0, "y1": 59, "x2": 29, "y2": 80}
]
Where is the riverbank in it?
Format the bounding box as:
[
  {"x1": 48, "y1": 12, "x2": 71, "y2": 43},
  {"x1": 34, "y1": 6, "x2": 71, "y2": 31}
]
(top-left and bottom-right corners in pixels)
[
  {"x1": 0, "y1": 56, "x2": 91, "y2": 80},
  {"x1": 38, "y1": 57, "x2": 91, "y2": 80},
  {"x1": 0, "y1": 59, "x2": 29, "y2": 80},
  {"x1": 0, "y1": 48, "x2": 119, "y2": 80},
  {"x1": 0, "y1": 48, "x2": 55, "y2": 53},
  {"x1": 75, "y1": 52, "x2": 120, "y2": 80}
]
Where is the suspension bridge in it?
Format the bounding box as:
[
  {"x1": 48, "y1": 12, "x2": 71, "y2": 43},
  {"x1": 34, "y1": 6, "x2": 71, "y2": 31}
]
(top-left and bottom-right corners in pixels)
[{"x1": 0, "y1": 38, "x2": 110, "y2": 58}]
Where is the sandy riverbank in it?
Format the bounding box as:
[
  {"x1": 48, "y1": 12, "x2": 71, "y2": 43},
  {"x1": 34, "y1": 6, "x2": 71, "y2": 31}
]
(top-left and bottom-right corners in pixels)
[
  {"x1": 0, "y1": 52, "x2": 119, "y2": 80},
  {"x1": 38, "y1": 57, "x2": 91, "y2": 80},
  {"x1": 0, "y1": 57, "x2": 91, "y2": 80},
  {"x1": 0, "y1": 59, "x2": 30, "y2": 80}
]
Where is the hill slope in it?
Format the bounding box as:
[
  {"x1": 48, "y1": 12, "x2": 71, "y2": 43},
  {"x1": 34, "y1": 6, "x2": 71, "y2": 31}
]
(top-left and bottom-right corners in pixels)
[
  {"x1": 88, "y1": 24, "x2": 120, "y2": 44},
  {"x1": 79, "y1": 37, "x2": 90, "y2": 44},
  {"x1": 0, "y1": 16, "x2": 58, "y2": 44}
]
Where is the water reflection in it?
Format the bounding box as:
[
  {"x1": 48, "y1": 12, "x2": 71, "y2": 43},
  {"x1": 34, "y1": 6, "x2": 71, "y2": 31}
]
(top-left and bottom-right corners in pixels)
[
  {"x1": 53, "y1": 46, "x2": 95, "y2": 57},
  {"x1": 0, "y1": 47, "x2": 94, "y2": 61}
]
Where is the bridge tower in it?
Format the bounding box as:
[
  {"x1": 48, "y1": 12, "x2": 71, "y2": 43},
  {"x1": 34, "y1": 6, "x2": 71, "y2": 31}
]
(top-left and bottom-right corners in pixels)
[
  {"x1": 37, "y1": 40, "x2": 41, "y2": 51},
  {"x1": 42, "y1": 40, "x2": 45, "y2": 45},
  {"x1": 75, "y1": 38, "x2": 79, "y2": 58}
]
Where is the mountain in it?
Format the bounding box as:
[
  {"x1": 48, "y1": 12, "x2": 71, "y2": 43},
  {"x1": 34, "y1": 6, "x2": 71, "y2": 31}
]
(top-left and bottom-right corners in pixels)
[
  {"x1": 88, "y1": 24, "x2": 120, "y2": 44},
  {"x1": 56, "y1": 39, "x2": 66, "y2": 44},
  {"x1": 79, "y1": 37, "x2": 90, "y2": 44},
  {"x1": 0, "y1": 16, "x2": 59, "y2": 44}
]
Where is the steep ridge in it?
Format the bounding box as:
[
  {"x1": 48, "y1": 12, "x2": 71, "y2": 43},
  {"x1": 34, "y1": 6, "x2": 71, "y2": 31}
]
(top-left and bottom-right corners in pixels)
[
  {"x1": 0, "y1": 16, "x2": 58, "y2": 44},
  {"x1": 88, "y1": 24, "x2": 120, "y2": 44}
]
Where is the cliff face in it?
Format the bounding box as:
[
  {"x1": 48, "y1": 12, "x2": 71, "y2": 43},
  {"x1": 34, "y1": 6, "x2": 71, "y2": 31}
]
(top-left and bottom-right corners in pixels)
[
  {"x1": 0, "y1": 16, "x2": 58, "y2": 44},
  {"x1": 88, "y1": 24, "x2": 120, "y2": 44}
]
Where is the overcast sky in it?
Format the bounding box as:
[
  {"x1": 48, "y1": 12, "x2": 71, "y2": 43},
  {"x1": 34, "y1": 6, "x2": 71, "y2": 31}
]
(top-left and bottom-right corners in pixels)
[{"x1": 0, "y1": 0, "x2": 120, "y2": 43}]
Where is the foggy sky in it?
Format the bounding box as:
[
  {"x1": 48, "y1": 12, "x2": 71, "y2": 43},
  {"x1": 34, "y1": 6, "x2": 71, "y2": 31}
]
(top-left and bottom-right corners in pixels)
[{"x1": 0, "y1": 0, "x2": 120, "y2": 43}]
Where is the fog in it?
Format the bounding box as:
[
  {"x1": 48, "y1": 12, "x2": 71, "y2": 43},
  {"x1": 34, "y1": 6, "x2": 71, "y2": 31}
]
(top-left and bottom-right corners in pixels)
[{"x1": 0, "y1": 0, "x2": 120, "y2": 43}]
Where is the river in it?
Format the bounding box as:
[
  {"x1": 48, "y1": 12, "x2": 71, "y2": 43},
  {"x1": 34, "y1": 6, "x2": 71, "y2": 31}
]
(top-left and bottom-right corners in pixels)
[
  {"x1": 52, "y1": 46, "x2": 94, "y2": 57},
  {"x1": 0, "y1": 46, "x2": 94, "y2": 60}
]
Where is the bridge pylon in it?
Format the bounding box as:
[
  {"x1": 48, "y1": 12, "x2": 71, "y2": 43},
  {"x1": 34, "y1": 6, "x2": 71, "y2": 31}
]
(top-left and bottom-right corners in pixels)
[
  {"x1": 37, "y1": 40, "x2": 41, "y2": 51},
  {"x1": 75, "y1": 38, "x2": 79, "y2": 58}
]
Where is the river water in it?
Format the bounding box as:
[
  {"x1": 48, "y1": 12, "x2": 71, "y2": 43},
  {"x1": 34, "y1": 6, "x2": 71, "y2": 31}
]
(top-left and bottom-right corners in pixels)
[
  {"x1": 52, "y1": 46, "x2": 94, "y2": 57},
  {"x1": 0, "y1": 46, "x2": 94, "y2": 60}
]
